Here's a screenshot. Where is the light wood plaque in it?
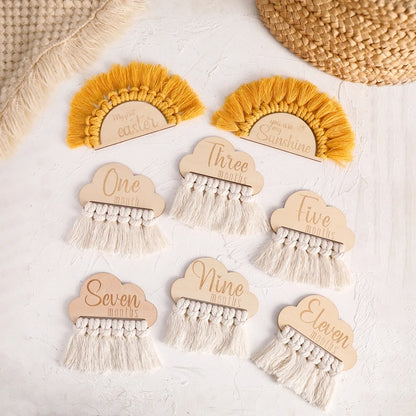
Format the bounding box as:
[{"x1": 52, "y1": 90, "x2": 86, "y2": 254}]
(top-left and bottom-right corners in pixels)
[
  {"x1": 171, "y1": 257, "x2": 259, "y2": 317},
  {"x1": 278, "y1": 295, "x2": 357, "y2": 371},
  {"x1": 179, "y1": 136, "x2": 264, "y2": 194},
  {"x1": 79, "y1": 163, "x2": 165, "y2": 217},
  {"x1": 245, "y1": 113, "x2": 321, "y2": 161},
  {"x1": 270, "y1": 190, "x2": 355, "y2": 251},
  {"x1": 97, "y1": 101, "x2": 173, "y2": 149},
  {"x1": 68, "y1": 272, "x2": 158, "y2": 326}
]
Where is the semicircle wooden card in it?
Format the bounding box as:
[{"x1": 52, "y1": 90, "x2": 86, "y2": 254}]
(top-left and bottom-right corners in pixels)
[
  {"x1": 211, "y1": 76, "x2": 354, "y2": 165},
  {"x1": 246, "y1": 113, "x2": 320, "y2": 161},
  {"x1": 97, "y1": 101, "x2": 172, "y2": 149},
  {"x1": 66, "y1": 62, "x2": 205, "y2": 150}
]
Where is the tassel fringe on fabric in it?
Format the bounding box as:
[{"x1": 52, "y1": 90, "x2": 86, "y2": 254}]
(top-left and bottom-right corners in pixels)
[
  {"x1": 170, "y1": 173, "x2": 269, "y2": 235},
  {"x1": 254, "y1": 227, "x2": 351, "y2": 289},
  {"x1": 64, "y1": 318, "x2": 161, "y2": 372},
  {"x1": 0, "y1": 0, "x2": 146, "y2": 159},
  {"x1": 212, "y1": 76, "x2": 354, "y2": 165},
  {"x1": 252, "y1": 326, "x2": 342, "y2": 410},
  {"x1": 68, "y1": 202, "x2": 168, "y2": 257},
  {"x1": 164, "y1": 298, "x2": 249, "y2": 357}
]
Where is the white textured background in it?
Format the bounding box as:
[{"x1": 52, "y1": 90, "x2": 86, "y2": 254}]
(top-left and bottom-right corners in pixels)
[{"x1": 1, "y1": 1, "x2": 415, "y2": 415}]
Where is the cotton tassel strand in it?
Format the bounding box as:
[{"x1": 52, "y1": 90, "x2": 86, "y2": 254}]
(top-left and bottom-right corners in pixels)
[
  {"x1": 64, "y1": 318, "x2": 161, "y2": 372},
  {"x1": 252, "y1": 326, "x2": 342, "y2": 409},
  {"x1": 164, "y1": 298, "x2": 249, "y2": 357},
  {"x1": 170, "y1": 173, "x2": 269, "y2": 235},
  {"x1": 68, "y1": 202, "x2": 168, "y2": 258},
  {"x1": 254, "y1": 227, "x2": 352, "y2": 289}
]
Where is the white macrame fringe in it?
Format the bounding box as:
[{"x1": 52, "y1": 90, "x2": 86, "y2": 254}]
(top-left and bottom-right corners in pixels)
[
  {"x1": 254, "y1": 227, "x2": 352, "y2": 289},
  {"x1": 170, "y1": 172, "x2": 269, "y2": 235},
  {"x1": 68, "y1": 202, "x2": 168, "y2": 257},
  {"x1": 0, "y1": 0, "x2": 146, "y2": 159},
  {"x1": 252, "y1": 326, "x2": 342, "y2": 410},
  {"x1": 64, "y1": 317, "x2": 161, "y2": 372},
  {"x1": 164, "y1": 298, "x2": 249, "y2": 357}
]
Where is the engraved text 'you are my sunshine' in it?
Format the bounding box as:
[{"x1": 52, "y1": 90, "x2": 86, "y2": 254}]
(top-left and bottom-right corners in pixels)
[{"x1": 255, "y1": 116, "x2": 314, "y2": 156}]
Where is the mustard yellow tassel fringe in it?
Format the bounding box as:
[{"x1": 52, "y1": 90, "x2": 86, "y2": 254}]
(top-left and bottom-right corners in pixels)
[
  {"x1": 212, "y1": 76, "x2": 354, "y2": 165},
  {"x1": 67, "y1": 62, "x2": 205, "y2": 149}
]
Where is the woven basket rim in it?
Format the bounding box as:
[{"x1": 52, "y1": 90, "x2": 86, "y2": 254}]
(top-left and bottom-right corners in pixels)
[{"x1": 256, "y1": 0, "x2": 416, "y2": 85}]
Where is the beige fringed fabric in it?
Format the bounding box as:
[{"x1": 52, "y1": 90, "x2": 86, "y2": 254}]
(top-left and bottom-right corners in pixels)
[
  {"x1": 256, "y1": 0, "x2": 416, "y2": 85},
  {"x1": 0, "y1": 0, "x2": 146, "y2": 159}
]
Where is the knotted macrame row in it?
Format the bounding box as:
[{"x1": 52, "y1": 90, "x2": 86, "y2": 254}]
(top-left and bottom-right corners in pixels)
[
  {"x1": 252, "y1": 325, "x2": 342, "y2": 409},
  {"x1": 254, "y1": 227, "x2": 351, "y2": 288},
  {"x1": 68, "y1": 202, "x2": 167, "y2": 257},
  {"x1": 164, "y1": 298, "x2": 249, "y2": 357},
  {"x1": 170, "y1": 172, "x2": 269, "y2": 235},
  {"x1": 64, "y1": 317, "x2": 161, "y2": 372}
]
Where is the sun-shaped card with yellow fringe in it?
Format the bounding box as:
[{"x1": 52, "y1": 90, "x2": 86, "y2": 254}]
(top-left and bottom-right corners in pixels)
[
  {"x1": 67, "y1": 62, "x2": 205, "y2": 149},
  {"x1": 212, "y1": 76, "x2": 354, "y2": 165}
]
